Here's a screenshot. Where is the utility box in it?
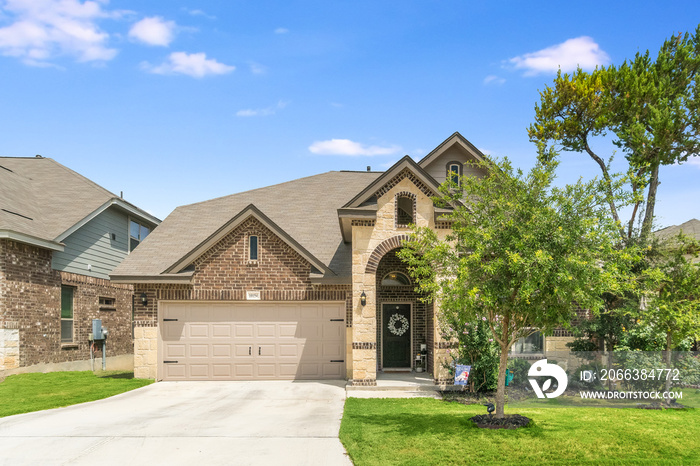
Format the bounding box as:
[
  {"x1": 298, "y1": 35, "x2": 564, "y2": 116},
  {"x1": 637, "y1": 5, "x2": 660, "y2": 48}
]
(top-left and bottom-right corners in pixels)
[{"x1": 92, "y1": 319, "x2": 106, "y2": 340}]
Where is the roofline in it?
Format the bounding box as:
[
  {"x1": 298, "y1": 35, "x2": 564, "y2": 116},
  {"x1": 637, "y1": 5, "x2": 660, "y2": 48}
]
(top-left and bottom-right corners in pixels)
[
  {"x1": 417, "y1": 132, "x2": 488, "y2": 167},
  {"x1": 0, "y1": 230, "x2": 64, "y2": 251},
  {"x1": 164, "y1": 204, "x2": 335, "y2": 276},
  {"x1": 109, "y1": 272, "x2": 194, "y2": 284},
  {"x1": 56, "y1": 198, "x2": 161, "y2": 243},
  {"x1": 342, "y1": 156, "x2": 443, "y2": 209}
]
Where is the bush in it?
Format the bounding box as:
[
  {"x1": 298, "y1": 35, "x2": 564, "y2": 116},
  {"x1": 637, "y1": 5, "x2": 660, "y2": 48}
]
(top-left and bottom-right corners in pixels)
[
  {"x1": 506, "y1": 358, "x2": 532, "y2": 389},
  {"x1": 443, "y1": 317, "x2": 499, "y2": 392}
]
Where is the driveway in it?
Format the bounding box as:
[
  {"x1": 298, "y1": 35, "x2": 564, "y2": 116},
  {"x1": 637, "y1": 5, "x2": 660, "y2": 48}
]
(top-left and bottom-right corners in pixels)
[{"x1": 0, "y1": 380, "x2": 351, "y2": 466}]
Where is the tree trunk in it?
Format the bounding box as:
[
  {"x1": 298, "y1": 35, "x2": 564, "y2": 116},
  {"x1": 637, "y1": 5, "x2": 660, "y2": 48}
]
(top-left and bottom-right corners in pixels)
[
  {"x1": 641, "y1": 163, "x2": 660, "y2": 241},
  {"x1": 664, "y1": 331, "x2": 673, "y2": 406},
  {"x1": 495, "y1": 344, "x2": 509, "y2": 418}
]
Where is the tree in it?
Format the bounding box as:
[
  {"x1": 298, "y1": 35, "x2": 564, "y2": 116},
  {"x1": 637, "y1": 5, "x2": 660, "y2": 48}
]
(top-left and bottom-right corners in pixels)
[
  {"x1": 641, "y1": 233, "x2": 700, "y2": 397},
  {"x1": 529, "y1": 26, "x2": 700, "y2": 242},
  {"x1": 398, "y1": 158, "x2": 627, "y2": 418}
]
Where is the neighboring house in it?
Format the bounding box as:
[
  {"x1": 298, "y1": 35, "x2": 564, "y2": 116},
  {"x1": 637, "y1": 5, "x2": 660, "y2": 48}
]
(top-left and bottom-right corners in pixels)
[
  {"x1": 655, "y1": 218, "x2": 700, "y2": 263},
  {"x1": 112, "y1": 132, "x2": 574, "y2": 384},
  {"x1": 0, "y1": 156, "x2": 160, "y2": 374}
]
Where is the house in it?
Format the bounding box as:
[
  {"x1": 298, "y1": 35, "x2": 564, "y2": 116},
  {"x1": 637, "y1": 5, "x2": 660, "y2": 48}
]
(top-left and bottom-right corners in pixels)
[
  {"x1": 112, "y1": 133, "x2": 576, "y2": 384},
  {"x1": 0, "y1": 156, "x2": 160, "y2": 375}
]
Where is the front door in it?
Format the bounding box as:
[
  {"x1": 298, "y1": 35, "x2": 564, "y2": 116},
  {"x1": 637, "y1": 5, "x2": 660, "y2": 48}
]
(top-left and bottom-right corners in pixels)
[{"x1": 382, "y1": 304, "x2": 411, "y2": 368}]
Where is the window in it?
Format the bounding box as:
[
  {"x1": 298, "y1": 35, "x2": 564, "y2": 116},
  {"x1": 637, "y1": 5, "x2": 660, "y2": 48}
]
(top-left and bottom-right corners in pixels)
[
  {"x1": 396, "y1": 196, "x2": 414, "y2": 225},
  {"x1": 129, "y1": 220, "x2": 150, "y2": 252},
  {"x1": 249, "y1": 235, "x2": 259, "y2": 261},
  {"x1": 99, "y1": 297, "x2": 116, "y2": 311},
  {"x1": 381, "y1": 271, "x2": 411, "y2": 286},
  {"x1": 448, "y1": 163, "x2": 461, "y2": 185},
  {"x1": 61, "y1": 286, "x2": 74, "y2": 343},
  {"x1": 510, "y1": 331, "x2": 544, "y2": 354}
]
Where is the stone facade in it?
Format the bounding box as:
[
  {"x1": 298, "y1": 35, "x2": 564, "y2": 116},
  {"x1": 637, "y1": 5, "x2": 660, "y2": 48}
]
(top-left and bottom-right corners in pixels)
[
  {"x1": 350, "y1": 176, "x2": 451, "y2": 385},
  {"x1": 0, "y1": 239, "x2": 135, "y2": 373}
]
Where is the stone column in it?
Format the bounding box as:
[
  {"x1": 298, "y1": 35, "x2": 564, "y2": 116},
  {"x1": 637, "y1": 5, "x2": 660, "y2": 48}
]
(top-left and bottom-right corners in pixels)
[{"x1": 350, "y1": 277, "x2": 377, "y2": 385}]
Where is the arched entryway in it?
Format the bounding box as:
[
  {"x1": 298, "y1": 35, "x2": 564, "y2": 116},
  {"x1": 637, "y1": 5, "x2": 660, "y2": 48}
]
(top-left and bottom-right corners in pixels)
[{"x1": 374, "y1": 248, "x2": 433, "y2": 374}]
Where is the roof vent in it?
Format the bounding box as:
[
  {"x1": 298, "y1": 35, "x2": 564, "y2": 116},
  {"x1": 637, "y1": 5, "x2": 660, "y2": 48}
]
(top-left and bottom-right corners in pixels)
[
  {"x1": 35, "y1": 154, "x2": 42, "y2": 158},
  {"x1": 366, "y1": 166, "x2": 371, "y2": 172}
]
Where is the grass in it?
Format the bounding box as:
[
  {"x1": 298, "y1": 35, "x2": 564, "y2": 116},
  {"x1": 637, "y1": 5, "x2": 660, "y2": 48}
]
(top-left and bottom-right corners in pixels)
[
  {"x1": 0, "y1": 371, "x2": 153, "y2": 417},
  {"x1": 340, "y1": 395, "x2": 700, "y2": 465}
]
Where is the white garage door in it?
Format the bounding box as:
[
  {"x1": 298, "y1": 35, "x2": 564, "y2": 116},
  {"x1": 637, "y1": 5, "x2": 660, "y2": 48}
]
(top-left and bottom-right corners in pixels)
[{"x1": 158, "y1": 302, "x2": 346, "y2": 381}]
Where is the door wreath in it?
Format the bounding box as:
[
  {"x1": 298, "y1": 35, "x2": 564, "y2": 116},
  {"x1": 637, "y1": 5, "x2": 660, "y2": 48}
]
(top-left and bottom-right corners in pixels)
[{"x1": 387, "y1": 313, "x2": 409, "y2": 336}]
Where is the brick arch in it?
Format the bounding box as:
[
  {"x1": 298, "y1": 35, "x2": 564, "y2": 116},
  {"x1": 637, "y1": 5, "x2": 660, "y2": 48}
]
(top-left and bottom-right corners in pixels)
[{"x1": 364, "y1": 235, "x2": 411, "y2": 274}]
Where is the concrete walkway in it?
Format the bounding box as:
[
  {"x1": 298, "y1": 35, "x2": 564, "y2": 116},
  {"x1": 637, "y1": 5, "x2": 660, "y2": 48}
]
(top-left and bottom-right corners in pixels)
[
  {"x1": 0, "y1": 380, "x2": 351, "y2": 466},
  {"x1": 346, "y1": 372, "x2": 443, "y2": 398}
]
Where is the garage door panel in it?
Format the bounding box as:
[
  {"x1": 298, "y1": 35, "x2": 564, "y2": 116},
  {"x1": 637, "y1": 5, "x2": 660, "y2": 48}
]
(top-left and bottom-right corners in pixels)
[
  {"x1": 189, "y1": 344, "x2": 209, "y2": 358},
  {"x1": 160, "y1": 302, "x2": 345, "y2": 381}
]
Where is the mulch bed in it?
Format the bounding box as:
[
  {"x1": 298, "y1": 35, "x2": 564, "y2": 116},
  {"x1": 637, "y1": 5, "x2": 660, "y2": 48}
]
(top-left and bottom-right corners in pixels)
[{"x1": 470, "y1": 414, "x2": 532, "y2": 429}]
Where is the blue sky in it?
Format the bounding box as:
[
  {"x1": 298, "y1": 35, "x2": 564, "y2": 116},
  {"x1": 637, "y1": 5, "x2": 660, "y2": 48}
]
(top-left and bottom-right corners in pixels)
[{"x1": 1, "y1": 0, "x2": 699, "y2": 228}]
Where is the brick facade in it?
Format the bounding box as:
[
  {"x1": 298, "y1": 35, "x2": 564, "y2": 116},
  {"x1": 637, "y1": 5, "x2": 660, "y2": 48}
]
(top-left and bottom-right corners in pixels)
[
  {"x1": 131, "y1": 218, "x2": 353, "y2": 379},
  {"x1": 0, "y1": 239, "x2": 134, "y2": 371}
]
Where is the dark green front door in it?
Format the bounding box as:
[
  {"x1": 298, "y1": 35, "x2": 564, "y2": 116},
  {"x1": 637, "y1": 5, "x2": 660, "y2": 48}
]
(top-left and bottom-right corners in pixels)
[{"x1": 382, "y1": 304, "x2": 411, "y2": 368}]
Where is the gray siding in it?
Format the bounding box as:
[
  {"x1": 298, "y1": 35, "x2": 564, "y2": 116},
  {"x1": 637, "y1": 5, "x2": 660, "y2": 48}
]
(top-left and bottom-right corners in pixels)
[
  {"x1": 424, "y1": 147, "x2": 488, "y2": 184},
  {"x1": 52, "y1": 208, "x2": 129, "y2": 279}
]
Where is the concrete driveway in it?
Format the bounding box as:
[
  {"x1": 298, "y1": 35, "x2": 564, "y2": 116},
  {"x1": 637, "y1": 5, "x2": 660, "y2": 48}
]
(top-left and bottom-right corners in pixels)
[{"x1": 0, "y1": 380, "x2": 351, "y2": 466}]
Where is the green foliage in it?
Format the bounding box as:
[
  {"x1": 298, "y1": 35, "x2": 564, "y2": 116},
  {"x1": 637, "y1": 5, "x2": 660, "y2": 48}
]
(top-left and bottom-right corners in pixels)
[
  {"x1": 529, "y1": 25, "x2": 700, "y2": 240},
  {"x1": 0, "y1": 371, "x2": 152, "y2": 417},
  {"x1": 399, "y1": 157, "x2": 633, "y2": 416},
  {"x1": 443, "y1": 317, "x2": 498, "y2": 392},
  {"x1": 506, "y1": 357, "x2": 532, "y2": 389}
]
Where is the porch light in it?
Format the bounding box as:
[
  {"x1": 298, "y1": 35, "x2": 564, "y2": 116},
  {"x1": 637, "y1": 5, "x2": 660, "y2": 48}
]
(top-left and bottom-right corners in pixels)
[
  {"x1": 140, "y1": 292, "x2": 148, "y2": 306},
  {"x1": 360, "y1": 291, "x2": 366, "y2": 306}
]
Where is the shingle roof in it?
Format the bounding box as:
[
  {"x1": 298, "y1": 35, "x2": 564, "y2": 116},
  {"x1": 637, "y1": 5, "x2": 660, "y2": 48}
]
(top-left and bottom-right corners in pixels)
[
  {"x1": 655, "y1": 219, "x2": 700, "y2": 241},
  {"x1": 112, "y1": 170, "x2": 382, "y2": 279},
  {"x1": 0, "y1": 156, "x2": 157, "y2": 247}
]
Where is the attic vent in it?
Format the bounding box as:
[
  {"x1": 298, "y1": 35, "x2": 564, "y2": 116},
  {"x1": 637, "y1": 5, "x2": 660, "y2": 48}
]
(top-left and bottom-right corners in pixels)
[
  {"x1": 0, "y1": 165, "x2": 13, "y2": 173},
  {"x1": 1, "y1": 209, "x2": 33, "y2": 221}
]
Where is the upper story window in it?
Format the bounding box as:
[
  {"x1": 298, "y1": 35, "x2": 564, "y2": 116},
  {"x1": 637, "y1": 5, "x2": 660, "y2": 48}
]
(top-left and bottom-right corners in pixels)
[
  {"x1": 129, "y1": 220, "x2": 150, "y2": 252},
  {"x1": 447, "y1": 162, "x2": 462, "y2": 185},
  {"x1": 381, "y1": 271, "x2": 411, "y2": 286},
  {"x1": 396, "y1": 195, "x2": 414, "y2": 226},
  {"x1": 249, "y1": 235, "x2": 259, "y2": 261}
]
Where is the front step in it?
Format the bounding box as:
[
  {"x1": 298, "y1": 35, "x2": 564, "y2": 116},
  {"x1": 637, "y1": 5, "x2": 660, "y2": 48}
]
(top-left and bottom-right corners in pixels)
[{"x1": 346, "y1": 389, "x2": 442, "y2": 399}]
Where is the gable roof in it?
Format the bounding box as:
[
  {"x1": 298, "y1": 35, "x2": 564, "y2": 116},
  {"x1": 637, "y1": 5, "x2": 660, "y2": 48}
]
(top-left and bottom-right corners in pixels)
[
  {"x1": 417, "y1": 131, "x2": 488, "y2": 168},
  {"x1": 342, "y1": 155, "x2": 442, "y2": 209},
  {"x1": 0, "y1": 156, "x2": 159, "y2": 250},
  {"x1": 655, "y1": 218, "x2": 700, "y2": 242},
  {"x1": 111, "y1": 171, "x2": 382, "y2": 280}
]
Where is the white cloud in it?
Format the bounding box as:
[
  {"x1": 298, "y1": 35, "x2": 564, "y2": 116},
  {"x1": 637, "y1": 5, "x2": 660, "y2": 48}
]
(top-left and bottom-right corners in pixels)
[
  {"x1": 274, "y1": 27, "x2": 288, "y2": 34},
  {"x1": 128, "y1": 16, "x2": 175, "y2": 46},
  {"x1": 509, "y1": 36, "x2": 611, "y2": 76},
  {"x1": 248, "y1": 61, "x2": 266, "y2": 74},
  {"x1": 183, "y1": 8, "x2": 215, "y2": 20},
  {"x1": 236, "y1": 100, "x2": 288, "y2": 117},
  {"x1": 144, "y1": 52, "x2": 235, "y2": 77},
  {"x1": 687, "y1": 157, "x2": 700, "y2": 167},
  {"x1": 483, "y1": 75, "x2": 505, "y2": 85},
  {"x1": 0, "y1": 0, "x2": 121, "y2": 65},
  {"x1": 309, "y1": 139, "x2": 402, "y2": 156},
  {"x1": 477, "y1": 147, "x2": 492, "y2": 156}
]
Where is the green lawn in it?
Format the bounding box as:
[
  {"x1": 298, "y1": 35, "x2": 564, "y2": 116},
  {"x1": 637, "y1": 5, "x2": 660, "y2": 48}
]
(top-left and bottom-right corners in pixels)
[
  {"x1": 0, "y1": 371, "x2": 153, "y2": 417},
  {"x1": 340, "y1": 396, "x2": 700, "y2": 465}
]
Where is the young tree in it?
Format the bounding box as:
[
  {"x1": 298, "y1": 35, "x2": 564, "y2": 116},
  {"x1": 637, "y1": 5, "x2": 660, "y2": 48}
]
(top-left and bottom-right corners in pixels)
[
  {"x1": 529, "y1": 25, "x2": 700, "y2": 242},
  {"x1": 399, "y1": 158, "x2": 627, "y2": 418},
  {"x1": 641, "y1": 233, "x2": 700, "y2": 397}
]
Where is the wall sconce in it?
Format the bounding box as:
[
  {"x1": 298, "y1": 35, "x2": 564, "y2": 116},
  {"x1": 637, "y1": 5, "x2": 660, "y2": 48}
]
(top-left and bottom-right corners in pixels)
[
  {"x1": 140, "y1": 292, "x2": 148, "y2": 307},
  {"x1": 360, "y1": 291, "x2": 366, "y2": 306}
]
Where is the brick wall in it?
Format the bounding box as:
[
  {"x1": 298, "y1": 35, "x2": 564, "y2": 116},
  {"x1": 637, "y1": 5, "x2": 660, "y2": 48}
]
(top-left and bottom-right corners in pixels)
[
  {"x1": 133, "y1": 218, "x2": 353, "y2": 325},
  {"x1": 0, "y1": 239, "x2": 134, "y2": 369}
]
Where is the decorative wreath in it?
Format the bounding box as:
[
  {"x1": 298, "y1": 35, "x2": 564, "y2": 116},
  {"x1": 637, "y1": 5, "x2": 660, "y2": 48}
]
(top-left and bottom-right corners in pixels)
[{"x1": 387, "y1": 313, "x2": 409, "y2": 336}]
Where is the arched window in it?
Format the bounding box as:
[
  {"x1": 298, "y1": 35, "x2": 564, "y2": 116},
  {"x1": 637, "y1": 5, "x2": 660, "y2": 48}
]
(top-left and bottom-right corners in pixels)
[
  {"x1": 447, "y1": 162, "x2": 461, "y2": 185},
  {"x1": 396, "y1": 195, "x2": 414, "y2": 225},
  {"x1": 381, "y1": 271, "x2": 411, "y2": 286}
]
